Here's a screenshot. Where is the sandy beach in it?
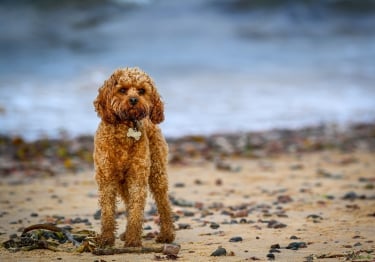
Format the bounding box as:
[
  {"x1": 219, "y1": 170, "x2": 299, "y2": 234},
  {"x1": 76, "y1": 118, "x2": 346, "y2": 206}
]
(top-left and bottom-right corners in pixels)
[{"x1": 0, "y1": 126, "x2": 374, "y2": 261}]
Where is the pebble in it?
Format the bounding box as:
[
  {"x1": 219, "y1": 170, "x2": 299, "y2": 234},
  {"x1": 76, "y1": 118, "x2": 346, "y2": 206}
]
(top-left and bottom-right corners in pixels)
[
  {"x1": 239, "y1": 218, "x2": 247, "y2": 224},
  {"x1": 229, "y1": 236, "x2": 243, "y2": 242},
  {"x1": 178, "y1": 223, "x2": 191, "y2": 230},
  {"x1": 183, "y1": 210, "x2": 195, "y2": 217},
  {"x1": 210, "y1": 223, "x2": 220, "y2": 229},
  {"x1": 232, "y1": 210, "x2": 248, "y2": 218},
  {"x1": 170, "y1": 198, "x2": 194, "y2": 207},
  {"x1": 270, "y1": 244, "x2": 280, "y2": 249},
  {"x1": 286, "y1": 242, "x2": 307, "y2": 250},
  {"x1": 267, "y1": 220, "x2": 287, "y2": 229},
  {"x1": 306, "y1": 214, "x2": 323, "y2": 223},
  {"x1": 215, "y1": 178, "x2": 223, "y2": 186},
  {"x1": 277, "y1": 195, "x2": 293, "y2": 204},
  {"x1": 174, "y1": 182, "x2": 185, "y2": 188},
  {"x1": 211, "y1": 247, "x2": 227, "y2": 256},
  {"x1": 162, "y1": 243, "x2": 181, "y2": 256},
  {"x1": 267, "y1": 253, "x2": 275, "y2": 260},
  {"x1": 30, "y1": 212, "x2": 38, "y2": 217},
  {"x1": 93, "y1": 209, "x2": 101, "y2": 220},
  {"x1": 194, "y1": 179, "x2": 203, "y2": 185},
  {"x1": 342, "y1": 191, "x2": 366, "y2": 200}
]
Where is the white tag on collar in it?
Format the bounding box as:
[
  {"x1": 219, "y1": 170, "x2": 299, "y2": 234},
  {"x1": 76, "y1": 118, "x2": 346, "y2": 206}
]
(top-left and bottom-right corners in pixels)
[{"x1": 127, "y1": 128, "x2": 142, "y2": 141}]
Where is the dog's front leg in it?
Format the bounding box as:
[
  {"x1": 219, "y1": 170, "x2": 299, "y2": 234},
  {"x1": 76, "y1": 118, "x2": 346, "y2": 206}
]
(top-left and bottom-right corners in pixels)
[
  {"x1": 122, "y1": 172, "x2": 148, "y2": 247},
  {"x1": 97, "y1": 178, "x2": 117, "y2": 247}
]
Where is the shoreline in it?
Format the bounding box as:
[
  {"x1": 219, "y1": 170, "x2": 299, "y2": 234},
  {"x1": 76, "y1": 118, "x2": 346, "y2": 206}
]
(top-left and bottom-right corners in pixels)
[{"x1": 0, "y1": 122, "x2": 374, "y2": 178}]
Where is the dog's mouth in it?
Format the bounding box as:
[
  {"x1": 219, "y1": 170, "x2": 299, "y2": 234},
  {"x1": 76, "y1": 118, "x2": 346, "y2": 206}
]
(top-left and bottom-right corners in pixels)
[{"x1": 117, "y1": 106, "x2": 148, "y2": 122}]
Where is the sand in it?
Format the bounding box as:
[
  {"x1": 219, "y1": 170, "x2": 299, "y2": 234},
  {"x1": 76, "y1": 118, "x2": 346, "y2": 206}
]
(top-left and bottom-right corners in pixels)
[{"x1": 0, "y1": 150, "x2": 374, "y2": 261}]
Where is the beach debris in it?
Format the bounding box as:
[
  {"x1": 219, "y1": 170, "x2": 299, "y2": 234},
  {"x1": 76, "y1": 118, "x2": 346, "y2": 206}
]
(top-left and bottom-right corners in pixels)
[
  {"x1": 2, "y1": 223, "x2": 96, "y2": 253},
  {"x1": 93, "y1": 245, "x2": 164, "y2": 255},
  {"x1": 210, "y1": 246, "x2": 227, "y2": 256},
  {"x1": 2, "y1": 223, "x2": 182, "y2": 256},
  {"x1": 305, "y1": 249, "x2": 374, "y2": 261}
]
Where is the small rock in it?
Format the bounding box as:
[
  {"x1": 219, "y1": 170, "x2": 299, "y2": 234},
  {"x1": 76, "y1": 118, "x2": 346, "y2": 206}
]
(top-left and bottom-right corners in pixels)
[
  {"x1": 163, "y1": 243, "x2": 181, "y2": 256},
  {"x1": 229, "y1": 236, "x2": 243, "y2": 242},
  {"x1": 267, "y1": 253, "x2": 275, "y2": 260},
  {"x1": 290, "y1": 235, "x2": 300, "y2": 240},
  {"x1": 267, "y1": 220, "x2": 287, "y2": 229},
  {"x1": 211, "y1": 247, "x2": 227, "y2": 256},
  {"x1": 183, "y1": 211, "x2": 195, "y2": 217},
  {"x1": 210, "y1": 223, "x2": 220, "y2": 229},
  {"x1": 239, "y1": 218, "x2": 247, "y2": 224},
  {"x1": 232, "y1": 210, "x2": 248, "y2": 218},
  {"x1": 286, "y1": 242, "x2": 307, "y2": 250},
  {"x1": 306, "y1": 214, "x2": 323, "y2": 223},
  {"x1": 215, "y1": 178, "x2": 223, "y2": 186},
  {"x1": 277, "y1": 195, "x2": 293, "y2": 204},
  {"x1": 194, "y1": 179, "x2": 203, "y2": 185},
  {"x1": 30, "y1": 212, "x2": 38, "y2": 217},
  {"x1": 342, "y1": 191, "x2": 358, "y2": 200},
  {"x1": 178, "y1": 223, "x2": 191, "y2": 230},
  {"x1": 93, "y1": 210, "x2": 101, "y2": 220},
  {"x1": 174, "y1": 182, "x2": 185, "y2": 188},
  {"x1": 290, "y1": 163, "x2": 304, "y2": 170},
  {"x1": 270, "y1": 244, "x2": 280, "y2": 249}
]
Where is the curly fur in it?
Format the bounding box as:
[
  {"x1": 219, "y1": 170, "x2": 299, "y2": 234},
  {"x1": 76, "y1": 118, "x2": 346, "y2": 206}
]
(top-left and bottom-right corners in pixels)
[{"x1": 93, "y1": 67, "x2": 175, "y2": 247}]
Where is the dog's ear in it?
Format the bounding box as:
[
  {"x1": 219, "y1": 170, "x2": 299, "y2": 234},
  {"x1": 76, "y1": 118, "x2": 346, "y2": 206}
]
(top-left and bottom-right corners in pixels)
[
  {"x1": 150, "y1": 86, "x2": 165, "y2": 124},
  {"x1": 94, "y1": 70, "x2": 121, "y2": 124}
]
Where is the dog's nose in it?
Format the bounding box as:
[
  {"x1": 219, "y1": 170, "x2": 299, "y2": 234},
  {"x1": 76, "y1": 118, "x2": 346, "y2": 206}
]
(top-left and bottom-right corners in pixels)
[{"x1": 129, "y1": 97, "x2": 138, "y2": 105}]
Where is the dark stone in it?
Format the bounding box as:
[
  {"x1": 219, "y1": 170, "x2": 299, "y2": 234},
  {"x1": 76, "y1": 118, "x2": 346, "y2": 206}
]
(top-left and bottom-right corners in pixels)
[
  {"x1": 211, "y1": 247, "x2": 227, "y2": 256},
  {"x1": 229, "y1": 236, "x2": 243, "y2": 242}
]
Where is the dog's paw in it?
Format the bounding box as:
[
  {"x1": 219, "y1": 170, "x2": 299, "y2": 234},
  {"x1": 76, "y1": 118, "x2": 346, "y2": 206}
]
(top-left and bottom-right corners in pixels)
[
  {"x1": 156, "y1": 231, "x2": 175, "y2": 243},
  {"x1": 123, "y1": 238, "x2": 142, "y2": 247},
  {"x1": 96, "y1": 233, "x2": 115, "y2": 248}
]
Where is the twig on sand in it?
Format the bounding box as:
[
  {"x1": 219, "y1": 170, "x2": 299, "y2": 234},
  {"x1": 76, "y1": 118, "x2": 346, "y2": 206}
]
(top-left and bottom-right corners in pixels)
[{"x1": 93, "y1": 245, "x2": 164, "y2": 255}]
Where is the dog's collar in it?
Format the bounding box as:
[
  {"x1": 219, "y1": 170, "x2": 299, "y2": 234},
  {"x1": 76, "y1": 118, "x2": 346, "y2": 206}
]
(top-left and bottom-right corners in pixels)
[{"x1": 127, "y1": 121, "x2": 142, "y2": 141}]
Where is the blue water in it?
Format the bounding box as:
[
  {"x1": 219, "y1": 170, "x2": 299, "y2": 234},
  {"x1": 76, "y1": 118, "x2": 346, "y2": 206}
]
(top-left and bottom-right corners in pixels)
[{"x1": 0, "y1": 0, "x2": 375, "y2": 140}]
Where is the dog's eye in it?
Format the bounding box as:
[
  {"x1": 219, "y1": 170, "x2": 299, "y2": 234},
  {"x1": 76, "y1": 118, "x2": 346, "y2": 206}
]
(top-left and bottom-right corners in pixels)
[
  {"x1": 138, "y1": 88, "x2": 146, "y2": 95},
  {"x1": 119, "y1": 88, "x2": 127, "y2": 94}
]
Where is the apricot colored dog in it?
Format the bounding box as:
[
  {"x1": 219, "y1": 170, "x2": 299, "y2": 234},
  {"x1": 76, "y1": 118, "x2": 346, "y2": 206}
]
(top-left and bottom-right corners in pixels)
[{"x1": 93, "y1": 67, "x2": 175, "y2": 247}]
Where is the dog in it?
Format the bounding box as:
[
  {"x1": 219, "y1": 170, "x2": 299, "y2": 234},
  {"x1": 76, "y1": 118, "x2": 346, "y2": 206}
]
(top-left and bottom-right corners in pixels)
[{"x1": 93, "y1": 67, "x2": 175, "y2": 247}]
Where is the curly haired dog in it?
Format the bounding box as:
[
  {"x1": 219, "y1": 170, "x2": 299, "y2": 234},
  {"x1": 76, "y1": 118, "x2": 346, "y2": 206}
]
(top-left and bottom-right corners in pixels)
[{"x1": 93, "y1": 67, "x2": 175, "y2": 247}]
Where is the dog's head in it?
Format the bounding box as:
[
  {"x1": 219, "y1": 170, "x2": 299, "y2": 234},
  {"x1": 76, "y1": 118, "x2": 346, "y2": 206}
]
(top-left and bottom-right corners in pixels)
[{"x1": 94, "y1": 67, "x2": 164, "y2": 125}]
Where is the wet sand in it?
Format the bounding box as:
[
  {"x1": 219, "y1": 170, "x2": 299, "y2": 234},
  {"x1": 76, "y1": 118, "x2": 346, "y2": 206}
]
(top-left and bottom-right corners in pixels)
[{"x1": 0, "y1": 149, "x2": 374, "y2": 261}]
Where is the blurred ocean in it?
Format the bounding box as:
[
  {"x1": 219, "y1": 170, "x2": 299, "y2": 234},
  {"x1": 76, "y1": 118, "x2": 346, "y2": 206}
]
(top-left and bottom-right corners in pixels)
[{"x1": 0, "y1": 0, "x2": 375, "y2": 140}]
